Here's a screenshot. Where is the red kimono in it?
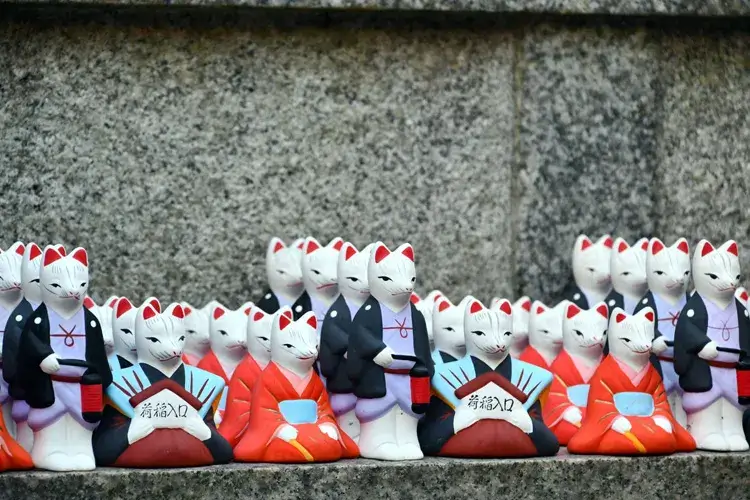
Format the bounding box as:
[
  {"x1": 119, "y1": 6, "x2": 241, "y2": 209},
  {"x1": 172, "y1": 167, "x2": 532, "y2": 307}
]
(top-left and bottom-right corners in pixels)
[
  {"x1": 196, "y1": 350, "x2": 231, "y2": 422},
  {"x1": 219, "y1": 356, "x2": 264, "y2": 447},
  {"x1": 518, "y1": 346, "x2": 552, "y2": 406},
  {"x1": 0, "y1": 412, "x2": 32, "y2": 471},
  {"x1": 233, "y1": 362, "x2": 359, "y2": 462},
  {"x1": 182, "y1": 353, "x2": 201, "y2": 366},
  {"x1": 542, "y1": 350, "x2": 596, "y2": 445},
  {"x1": 567, "y1": 356, "x2": 696, "y2": 455}
]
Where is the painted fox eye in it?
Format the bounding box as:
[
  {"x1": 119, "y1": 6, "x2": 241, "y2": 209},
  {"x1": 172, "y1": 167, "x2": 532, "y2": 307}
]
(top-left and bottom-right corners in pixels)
[
  {"x1": 541, "y1": 329, "x2": 550, "y2": 334},
  {"x1": 684, "y1": 271, "x2": 690, "y2": 276},
  {"x1": 30, "y1": 278, "x2": 40, "y2": 283},
  {"x1": 471, "y1": 330, "x2": 485, "y2": 336},
  {"x1": 179, "y1": 336, "x2": 186, "y2": 341},
  {"x1": 219, "y1": 330, "x2": 228, "y2": 336},
  {"x1": 186, "y1": 329, "x2": 196, "y2": 335},
  {"x1": 411, "y1": 277, "x2": 416, "y2": 282},
  {"x1": 312, "y1": 270, "x2": 321, "y2": 275},
  {"x1": 378, "y1": 276, "x2": 392, "y2": 282},
  {"x1": 621, "y1": 272, "x2": 630, "y2": 276},
  {"x1": 146, "y1": 337, "x2": 160, "y2": 343},
  {"x1": 705, "y1": 273, "x2": 718, "y2": 280},
  {"x1": 283, "y1": 343, "x2": 294, "y2": 348},
  {"x1": 655, "y1": 271, "x2": 665, "y2": 276},
  {"x1": 503, "y1": 331, "x2": 512, "y2": 337},
  {"x1": 121, "y1": 329, "x2": 133, "y2": 335},
  {"x1": 259, "y1": 336, "x2": 269, "y2": 342},
  {"x1": 621, "y1": 337, "x2": 631, "y2": 343},
  {"x1": 347, "y1": 277, "x2": 359, "y2": 282},
  {"x1": 80, "y1": 282, "x2": 87, "y2": 287},
  {"x1": 51, "y1": 283, "x2": 61, "y2": 288},
  {"x1": 277, "y1": 270, "x2": 285, "y2": 275},
  {"x1": 444, "y1": 327, "x2": 455, "y2": 332},
  {"x1": 587, "y1": 267, "x2": 595, "y2": 273},
  {"x1": 574, "y1": 330, "x2": 583, "y2": 337},
  {"x1": 737, "y1": 275, "x2": 742, "y2": 281}
]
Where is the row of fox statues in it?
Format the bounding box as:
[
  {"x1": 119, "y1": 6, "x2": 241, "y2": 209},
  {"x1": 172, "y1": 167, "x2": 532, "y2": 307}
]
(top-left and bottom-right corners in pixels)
[{"x1": 0, "y1": 233, "x2": 746, "y2": 471}]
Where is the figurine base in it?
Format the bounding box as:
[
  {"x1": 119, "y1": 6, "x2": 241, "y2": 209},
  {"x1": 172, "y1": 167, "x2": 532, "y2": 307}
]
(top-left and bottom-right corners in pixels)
[
  {"x1": 358, "y1": 407, "x2": 422, "y2": 461},
  {"x1": 688, "y1": 398, "x2": 749, "y2": 452},
  {"x1": 31, "y1": 415, "x2": 96, "y2": 471}
]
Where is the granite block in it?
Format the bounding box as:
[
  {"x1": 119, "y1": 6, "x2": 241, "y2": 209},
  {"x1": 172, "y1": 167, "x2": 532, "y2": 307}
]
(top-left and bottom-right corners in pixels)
[
  {"x1": 515, "y1": 23, "x2": 660, "y2": 304},
  {"x1": 0, "y1": 453, "x2": 748, "y2": 500},
  {"x1": 0, "y1": 14, "x2": 514, "y2": 307},
  {"x1": 2, "y1": 0, "x2": 750, "y2": 17},
  {"x1": 657, "y1": 32, "x2": 750, "y2": 274}
]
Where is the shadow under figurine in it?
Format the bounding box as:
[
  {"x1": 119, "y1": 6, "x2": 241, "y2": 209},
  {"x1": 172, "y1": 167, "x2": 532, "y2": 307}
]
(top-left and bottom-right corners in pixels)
[
  {"x1": 16, "y1": 246, "x2": 112, "y2": 471},
  {"x1": 418, "y1": 298, "x2": 559, "y2": 458},
  {"x1": 233, "y1": 308, "x2": 358, "y2": 463},
  {"x1": 347, "y1": 242, "x2": 434, "y2": 461},
  {"x1": 567, "y1": 307, "x2": 695, "y2": 455},
  {"x1": 93, "y1": 299, "x2": 233, "y2": 468}
]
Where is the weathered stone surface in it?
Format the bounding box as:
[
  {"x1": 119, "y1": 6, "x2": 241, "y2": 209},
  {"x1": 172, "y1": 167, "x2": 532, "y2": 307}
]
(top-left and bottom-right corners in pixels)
[
  {"x1": 0, "y1": 453, "x2": 748, "y2": 500},
  {"x1": 656, "y1": 32, "x2": 750, "y2": 272},
  {"x1": 0, "y1": 12, "x2": 514, "y2": 306},
  {"x1": 515, "y1": 23, "x2": 660, "y2": 304}
]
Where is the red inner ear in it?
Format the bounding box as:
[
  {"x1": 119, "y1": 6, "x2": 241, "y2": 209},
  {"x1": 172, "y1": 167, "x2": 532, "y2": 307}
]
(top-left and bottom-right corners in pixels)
[
  {"x1": 279, "y1": 314, "x2": 291, "y2": 330},
  {"x1": 282, "y1": 310, "x2": 293, "y2": 320},
  {"x1": 172, "y1": 305, "x2": 185, "y2": 319},
  {"x1": 410, "y1": 293, "x2": 421, "y2": 304},
  {"x1": 374, "y1": 245, "x2": 391, "y2": 263},
  {"x1": 596, "y1": 304, "x2": 608, "y2": 318},
  {"x1": 566, "y1": 304, "x2": 581, "y2": 319},
  {"x1": 499, "y1": 301, "x2": 512, "y2": 315},
  {"x1": 253, "y1": 311, "x2": 264, "y2": 322},
  {"x1": 701, "y1": 242, "x2": 715, "y2": 257},
  {"x1": 14, "y1": 244, "x2": 25, "y2": 256},
  {"x1": 401, "y1": 246, "x2": 415, "y2": 262},
  {"x1": 438, "y1": 300, "x2": 450, "y2": 313},
  {"x1": 521, "y1": 299, "x2": 531, "y2": 312},
  {"x1": 307, "y1": 315, "x2": 317, "y2": 330},
  {"x1": 57, "y1": 245, "x2": 66, "y2": 256},
  {"x1": 29, "y1": 244, "x2": 42, "y2": 260},
  {"x1": 618, "y1": 241, "x2": 629, "y2": 253},
  {"x1": 602, "y1": 237, "x2": 613, "y2": 249},
  {"x1": 332, "y1": 239, "x2": 343, "y2": 251},
  {"x1": 108, "y1": 298, "x2": 117, "y2": 308},
  {"x1": 184, "y1": 306, "x2": 192, "y2": 316},
  {"x1": 306, "y1": 240, "x2": 320, "y2": 254},
  {"x1": 345, "y1": 245, "x2": 357, "y2": 261},
  {"x1": 434, "y1": 293, "x2": 442, "y2": 300},
  {"x1": 43, "y1": 248, "x2": 63, "y2": 267},
  {"x1": 469, "y1": 301, "x2": 483, "y2": 314},
  {"x1": 150, "y1": 299, "x2": 161, "y2": 313},
  {"x1": 651, "y1": 240, "x2": 665, "y2": 255},
  {"x1": 676, "y1": 240, "x2": 689, "y2": 254},
  {"x1": 297, "y1": 242, "x2": 304, "y2": 249},
  {"x1": 615, "y1": 313, "x2": 626, "y2": 323},
  {"x1": 644, "y1": 311, "x2": 654, "y2": 322},
  {"x1": 580, "y1": 238, "x2": 592, "y2": 251},
  {"x1": 244, "y1": 307, "x2": 252, "y2": 316},
  {"x1": 535, "y1": 305, "x2": 545, "y2": 315},
  {"x1": 273, "y1": 241, "x2": 285, "y2": 253},
  {"x1": 727, "y1": 242, "x2": 739, "y2": 256},
  {"x1": 640, "y1": 240, "x2": 649, "y2": 251},
  {"x1": 83, "y1": 297, "x2": 95, "y2": 309},
  {"x1": 71, "y1": 248, "x2": 88, "y2": 267},
  {"x1": 143, "y1": 306, "x2": 157, "y2": 321},
  {"x1": 213, "y1": 307, "x2": 225, "y2": 320},
  {"x1": 116, "y1": 298, "x2": 133, "y2": 318}
]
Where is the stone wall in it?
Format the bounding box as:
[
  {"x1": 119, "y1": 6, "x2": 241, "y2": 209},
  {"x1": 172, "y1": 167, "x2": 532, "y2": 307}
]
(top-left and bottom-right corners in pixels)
[{"x1": 1, "y1": 7, "x2": 749, "y2": 309}]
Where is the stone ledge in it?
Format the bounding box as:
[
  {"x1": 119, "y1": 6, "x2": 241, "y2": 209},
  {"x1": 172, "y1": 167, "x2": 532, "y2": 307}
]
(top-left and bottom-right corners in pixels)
[
  {"x1": 0, "y1": 452, "x2": 747, "y2": 500},
  {"x1": 1, "y1": 0, "x2": 750, "y2": 16}
]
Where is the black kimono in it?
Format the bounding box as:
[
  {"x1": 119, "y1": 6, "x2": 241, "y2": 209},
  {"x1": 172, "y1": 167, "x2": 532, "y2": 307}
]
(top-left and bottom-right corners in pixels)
[
  {"x1": 255, "y1": 290, "x2": 280, "y2": 314},
  {"x1": 320, "y1": 295, "x2": 357, "y2": 394},
  {"x1": 674, "y1": 293, "x2": 750, "y2": 393},
  {"x1": 347, "y1": 296, "x2": 433, "y2": 399},
  {"x1": 17, "y1": 304, "x2": 112, "y2": 409},
  {"x1": 3, "y1": 298, "x2": 36, "y2": 400},
  {"x1": 561, "y1": 282, "x2": 591, "y2": 310},
  {"x1": 291, "y1": 291, "x2": 312, "y2": 320}
]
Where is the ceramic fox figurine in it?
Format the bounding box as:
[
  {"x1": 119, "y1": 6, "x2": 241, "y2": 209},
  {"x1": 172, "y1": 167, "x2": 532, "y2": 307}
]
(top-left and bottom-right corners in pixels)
[
  {"x1": 93, "y1": 300, "x2": 232, "y2": 467},
  {"x1": 431, "y1": 296, "x2": 472, "y2": 365},
  {"x1": 674, "y1": 239, "x2": 750, "y2": 451},
  {"x1": 542, "y1": 302, "x2": 607, "y2": 445},
  {"x1": 219, "y1": 305, "x2": 273, "y2": 447},
  {"x1": 292, "y1": 237, "x2": 343, "y2": 325},
  {"x1": 0, "y1": 242, "x2": 25, "y2": 431},
  {"x1": 110, "y1": 297, "x2": 153, "y2": 372},
  {"x1": 16, "y1": 246, "x2": 112, "y2": 471},
  {"x1": 196, "y1": 303, "x2": 250, "y2": 426},
  {"x1": 4, "y1": 242, "x2": 46, "y2": 452},
  {"x1": 568, "y1": 307, "x2": 695, "y2": 455},
  {"x1": 564, "y1": 235, "x2": 613, "y2": 309},
  {"x1": 418, "y1": 298, "x2": 559, "y2": 457},
  {"x1": 635, "y1": 237, "x2": 691, "y2": 426},
  {"x1": 412, "y1": 290, "x2": 444, "y2": 350},
  {"x1": 519, "y1": 301, "x2": 567, "y2": 371},
  {"x1": 233, "y1": 307, "x2": 358, "y2": 462},
  {"x1": 84, "y1": 297, "x2": 116, "y2": 366},
  {"x1": 604, "y1": 238, "x2": 649, "y2": 315},
  {"x1": 320, "y1": 242, "x2": 374, "y2": 443},
  {"x1": 256, "y1": 237, "x2": 305, "y2": 314},
  {"x1": 493, "y1": 296, "x2": 532, "y2": 358},
  {"x1": 181, "y1": 303, "x2": 211, "y2": 365},
  {"x1": 347, "y1": 242, "x2": 433, "y2": 461}
]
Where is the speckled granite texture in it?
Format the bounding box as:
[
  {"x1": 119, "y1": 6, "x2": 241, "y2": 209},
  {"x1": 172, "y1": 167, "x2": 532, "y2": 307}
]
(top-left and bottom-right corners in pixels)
[
  {"x1": 1, "y1": 9, "x2": 749, "y2": 308},
  {"x1": 0, "y1": 453, "x2": 748, "y2": 500},
  {"x1": 3, "y1": 0, "x2": 750, "y2": 16}
]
